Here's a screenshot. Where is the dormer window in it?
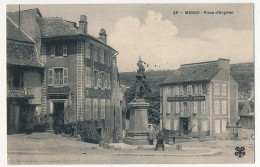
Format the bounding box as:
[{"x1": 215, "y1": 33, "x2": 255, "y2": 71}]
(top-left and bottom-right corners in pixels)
[{"x1": 51, "y1": 43, "x2": 67, "y2": 57}]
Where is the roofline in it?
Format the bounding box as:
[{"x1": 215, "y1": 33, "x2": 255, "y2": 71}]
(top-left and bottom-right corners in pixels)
[
  {"x1": 40, "y1": 34, "x2": 118, "y2": 53},
  {"x1": 7, "y1": 38, "x2": 35, "y2": 44},
  {"x1": 7, "y1": 63, "x2": 44, "y2": 69},
  {"x1": 181, "y1": 58, "x2": 230, "y2": 67},
  {"x1": 7, "y1": 8, "x2": 42, "y2": 17},
  {"x1": 181, "y1": 60, "x2": 218, "y2": 67}
]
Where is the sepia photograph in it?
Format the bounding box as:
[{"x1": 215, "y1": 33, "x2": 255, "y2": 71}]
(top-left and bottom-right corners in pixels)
[{"x1": 4, "y1": 2, "x2": 255, "y2": 165}]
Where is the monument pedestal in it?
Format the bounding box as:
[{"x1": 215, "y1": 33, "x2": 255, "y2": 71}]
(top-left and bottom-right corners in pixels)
[{"x1": 125, "y1": 99, "x2": 149, "y2": 145}]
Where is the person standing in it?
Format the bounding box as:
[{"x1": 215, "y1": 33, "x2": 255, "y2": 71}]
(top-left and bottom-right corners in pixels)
[
  {"x1": 154, "y1": 130, "x2": 164, "y2": 151},
  {"x1": 148, "y1": 125, "x2": 155, "y2": 145}
]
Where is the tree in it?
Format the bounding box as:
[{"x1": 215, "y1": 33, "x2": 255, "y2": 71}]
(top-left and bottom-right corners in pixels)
[{"x1": 124, "y1": 83, "x2": 160, "y2": 125}]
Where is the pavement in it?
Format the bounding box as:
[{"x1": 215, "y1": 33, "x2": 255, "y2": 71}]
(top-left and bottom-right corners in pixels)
[{"x1": 7, "y1": 131, "x2": 255, "y2": 164}]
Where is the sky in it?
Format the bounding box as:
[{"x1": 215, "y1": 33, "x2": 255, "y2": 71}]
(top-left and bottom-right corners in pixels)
[{"x1": 7, "y1": 4, "x2": 254, "y2": 72}]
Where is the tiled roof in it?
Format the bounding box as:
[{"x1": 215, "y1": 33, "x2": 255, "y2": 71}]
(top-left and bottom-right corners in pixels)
[
  {"x1": 7, "y1": 40, "x2": 42, "y2": 68},
  {"x1": 6, "y1": 18, "x2": 34, "y2": 44},
  {"x1": 38, "y1": 17, "x2": 84, "y2": 38},
  {"x1": 163, "y1": 62, "x2": 220, "y2": 84}
]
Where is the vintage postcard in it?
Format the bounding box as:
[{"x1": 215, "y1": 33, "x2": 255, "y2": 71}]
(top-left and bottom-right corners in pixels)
[{"x1": 4, "y1": 2, "x2": 255, "y2": 165}]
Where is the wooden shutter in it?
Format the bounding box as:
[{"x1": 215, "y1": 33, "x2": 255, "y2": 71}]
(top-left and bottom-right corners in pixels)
[
  {"x1": 63, "y1": 68, "x2": 68, "y2": 85},
  {"x1": 48, "y1": 69, "x2": 53, "y2": 86},
  {"x1": 63, "y1": 44, "x2": 67, "y2": 57},
  {"x1": 51, "y1": 45, "x2": 55, "y2": 57}
]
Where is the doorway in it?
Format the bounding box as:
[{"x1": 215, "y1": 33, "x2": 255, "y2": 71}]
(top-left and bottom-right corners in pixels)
[
  {"x1": 180, "y1": 118, "x2": 189, "y2": 135},
  {"x1": 53, "y1": 102, "x2": 64, "y2": 128}
]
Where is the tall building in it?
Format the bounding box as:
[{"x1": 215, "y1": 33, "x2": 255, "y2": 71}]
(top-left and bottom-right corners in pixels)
[
  {"x1": 7, "y1": 16, "x2": 44, "y2": 134},
  {"x1": 7, "y1": 8, "x2": 121, "y2": 142},
  {"x1": 160, "y1": 59, "x2": 238, "y2": 138}
]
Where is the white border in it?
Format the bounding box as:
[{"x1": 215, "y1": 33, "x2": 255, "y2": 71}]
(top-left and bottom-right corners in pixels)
[{"x1": 0, "y1": 1, "x2": 258, "y2": 167}]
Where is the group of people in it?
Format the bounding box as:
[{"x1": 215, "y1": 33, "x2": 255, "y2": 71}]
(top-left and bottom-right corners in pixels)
[{"x1": 147, "y1": 125, "x2": 166, "y2": 151}]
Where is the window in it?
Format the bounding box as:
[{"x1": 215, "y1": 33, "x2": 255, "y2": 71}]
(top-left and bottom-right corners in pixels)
[
  {"x1": 201, "y1": 101, "x2": 207, "y2": 113},
  {"x1": 85, "y1": 43, "x2": 90, "y2": 58},
  {"x1": 97, "y1": 72, "x2": 101, "y2": 88},
  {"x1": 214, "y1": 101, "x2": 220, "y2": 115},
  {"x1": 180, "y1": 86, "x2": 184, "y2": 95},
  {"x1": 101, "y1": 99, "x2": 105, "y2": 119},
  {"x1": 221, "y1": 84, "x2": 227, "y2": 96},
  {"x1": 167, "y1": 102, "x2": 171, "y2": 113},
  {"x1": 172, "y1": 87, "x2": 175, "y2": 96},
  {"x1": 85, "y1": 67, "x2": 91, "y2": 88},
  {"x1": 90, "y1": 44, "x2": 94, "y2": 60},
  {"x1": 187, "y1": 85, "x2": 193, "y2": 95},
  {"x1": 101, "y1": 73, "x2": 104, "y2": 88},
  {"x1": 181, "y1": 102, "x2": 184, "y2": 113},
  {"x1": 107, "y1": 73, "x2": 111, "y2": 89},
  {"x1": 100, "y1": 49, "x2": 104, "y2": 64},
  {"x1": 93, "y1": 70, "x2": 98, "y2": 87},
  {"x1": 192, "y1": 120, "x2": 198, "y2": 132},
  {"x1": 222, "y1": 119, "x2": 227, "y2": 133},
  {"x1": 176, "y1": 102, "x2": 179, "y2": 113},
  {"x1": 165, "y1": 119, "x2": 171, "y2": 130},
  {"x1": 222, "y1": 101, "x2": 227, "y2": 115},
  {"x1": 199, "y1": 84, "x2": 203, "y2": 94},
  {"x1": 214, "y1": 120, "x2": 220, "y2": 133},
  {"x1": 193, "y1": 102, "x2": 198, "y2": 113},
  {"x1": 175, "y1": 86, "x2": 179, "y2": 95},
  {"x1": 49, "y1": 68, "x2": 68, "y2": 86},
  {"x1": 85, "y1": 98, "x2": 92, "y2": 120},
  {"x1": 202, "y1": 120, "x2": 208, "y2": 131},
  {"x1": 93, "y1": 99, "x2": 98, "y2": 119},
  {"x1": 174, "y1": 119, "x2": 179, "y2": 130},
  {"x1": 194, "y1": 85, "x2": 198, "y2": 94},
  {"x1": 187, "y1": 102, "x2": 191, "y2": 112},
  {"x1": 97, "y1": 47, "x2": 101, "y2": 62},
  {"x1": 104, "y1": 50, "x2": 108, "y2": 65},
  {"x1": 51, "y1": 43, "x2": 67, "y2": 57},
  {"x1": 214, "y1": 83, "x2": 220, "y2": 95},
  {"x1": 106, "y1": 99, "x2": 110, "y2": 118}
]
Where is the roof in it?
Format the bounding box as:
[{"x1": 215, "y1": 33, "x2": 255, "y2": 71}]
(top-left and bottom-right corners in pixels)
[
  {"x1": 6, "y1": 18, "x2": 34, "y2": 44},
  {"x1": 162, "y1": 61, "x2": 220, "y2": 85},
  {"x1": 7, "y1": 8, "x2": 118, "y2": 53},
  {"x1": 7, "y1": 40, "x2": 43, "y2": 68},
  {"x1": 37, "y1": 17, "x2": 84, "y2": 38}
]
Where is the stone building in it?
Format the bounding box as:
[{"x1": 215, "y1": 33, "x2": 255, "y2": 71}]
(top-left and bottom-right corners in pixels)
[
  {"x1": 7, "y1": 8, "x2": 122, "y2": 142},
  {"x1": 160, "y1": 59, "x2": 239, "y2": 138},
  {"x1": 7, "y1": 16, "x2": 44, "y2": 134}
]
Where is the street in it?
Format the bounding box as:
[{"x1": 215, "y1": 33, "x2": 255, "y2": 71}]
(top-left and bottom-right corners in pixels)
[{"x1": 7, "y1": 132, "x2": 254, "y2": 164}]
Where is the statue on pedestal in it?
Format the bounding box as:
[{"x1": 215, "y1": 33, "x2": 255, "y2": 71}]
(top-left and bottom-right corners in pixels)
[{"x1": 135, "y1": 57, "x2": 146, "y2": 100}]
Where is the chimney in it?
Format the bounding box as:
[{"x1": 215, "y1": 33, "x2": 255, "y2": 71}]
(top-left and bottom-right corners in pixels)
[
  {"x1": 218, "y1": 58, "x2": 230, "y2": 70},
  {"x1": 99, "y1": 28, "x2": 107, "y2": 43},
  {"x1": 79, "y1": 15, "x2": 87, "y2": 34}
]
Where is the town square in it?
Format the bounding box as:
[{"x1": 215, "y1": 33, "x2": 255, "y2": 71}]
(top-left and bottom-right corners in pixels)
[{"x1": 3, "y1": 3, "x2": 255, "y2": 165}]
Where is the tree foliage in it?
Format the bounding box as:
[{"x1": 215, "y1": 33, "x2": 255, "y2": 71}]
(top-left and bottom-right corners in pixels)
[{"x1": 124, "y1": 83, "x2": 160, "y2": 125}]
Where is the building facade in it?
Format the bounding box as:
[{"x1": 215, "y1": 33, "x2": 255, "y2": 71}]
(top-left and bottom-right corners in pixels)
[
  {"x1": 7, "y1": 9, "x2": 122, "y2": 142},
  {"x1": 160, "y1": 59, "x2": 238, "y2": 138},
  {"x1": 7, "y1": 17, "x2": 44, "y2": 134}
]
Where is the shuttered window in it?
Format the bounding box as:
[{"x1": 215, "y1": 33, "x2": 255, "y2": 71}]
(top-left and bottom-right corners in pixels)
[
  {"x1": 48, "y1": 69, "x2": 53, "y2": 86},
  {"x1": 101, "y1": 99, "x2": 105, "y2": 119},
  {"x1": 63, "y1": 44, "x2": 67, "y2": 57},
  {"x1": 63, "y1": 68, "x2": 68, "y2": 85}
]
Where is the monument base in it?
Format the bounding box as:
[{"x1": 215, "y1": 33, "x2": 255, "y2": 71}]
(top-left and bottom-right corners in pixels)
[
  {"x1": 124, "y1": 131, "x2": 149, "y2": 145},
  {"x1": 124, "y1": 99, "x2": 149, "y2": 145}
]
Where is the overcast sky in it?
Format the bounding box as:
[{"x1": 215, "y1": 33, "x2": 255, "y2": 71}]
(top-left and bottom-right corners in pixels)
[{"x1": 7, "y1": 4, "x2": 254, "y2": 72}]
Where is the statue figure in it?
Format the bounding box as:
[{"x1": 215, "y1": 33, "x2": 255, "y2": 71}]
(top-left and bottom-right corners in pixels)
[{"x1": 135, "y1": 57, "x2": 146, "y2": 99}]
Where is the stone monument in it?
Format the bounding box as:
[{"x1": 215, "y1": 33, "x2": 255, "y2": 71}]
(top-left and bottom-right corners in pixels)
[{"x1": 125, "y1": 57, "x2": 149, "y2": 145}]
